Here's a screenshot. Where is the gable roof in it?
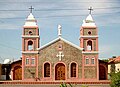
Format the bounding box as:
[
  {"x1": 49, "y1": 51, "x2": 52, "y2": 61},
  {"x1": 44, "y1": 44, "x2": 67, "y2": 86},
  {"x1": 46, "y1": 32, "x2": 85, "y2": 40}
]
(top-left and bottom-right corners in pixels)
[{"x1": 37, "y1": 37, "x2": 83, "y2": 51}]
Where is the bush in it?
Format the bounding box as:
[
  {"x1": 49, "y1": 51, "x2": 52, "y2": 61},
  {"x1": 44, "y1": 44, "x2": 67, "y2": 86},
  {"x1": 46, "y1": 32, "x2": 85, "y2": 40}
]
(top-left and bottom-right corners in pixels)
[{"x1": 110, "y1": 72, "x2": 120, "y2": 87}]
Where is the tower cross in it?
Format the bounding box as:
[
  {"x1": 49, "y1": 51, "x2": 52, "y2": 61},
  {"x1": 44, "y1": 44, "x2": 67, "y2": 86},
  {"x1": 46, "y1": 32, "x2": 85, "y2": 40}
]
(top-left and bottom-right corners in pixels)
[
  {"x1": 29, "y1": 6, "x2": 34, "y2": 13},
  {"x1": 56, "y1": 51, "x2": 64, "y2": 61},
  {"x1": 88, "y1": 7, "x2": 93, "y2": 14}
]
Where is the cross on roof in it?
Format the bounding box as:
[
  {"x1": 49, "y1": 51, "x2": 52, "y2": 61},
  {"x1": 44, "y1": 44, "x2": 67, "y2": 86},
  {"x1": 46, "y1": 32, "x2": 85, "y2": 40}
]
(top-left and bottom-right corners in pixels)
[
  {"x1": 88, "y1": 7, "x2": 93, "y2": 14},
  {"x1": 56, "y1": 51, "x2": 64, "y2": 61},
  {"x1": 58, "y1": 25, "x2": 62, "y2": 37},
  {"x1": 29, "y1": 6, "x2": 34, "y2": 13}
]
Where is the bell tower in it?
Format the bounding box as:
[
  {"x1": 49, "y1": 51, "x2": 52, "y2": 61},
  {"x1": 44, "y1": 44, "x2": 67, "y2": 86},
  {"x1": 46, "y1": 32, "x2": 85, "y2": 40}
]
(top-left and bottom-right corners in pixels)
[
  {"x1": 22, "y1": 6, "x2": 39, "y2": 80},
  {"x1": 80, "y1": 7, "x2": 99, "y2": 80}
]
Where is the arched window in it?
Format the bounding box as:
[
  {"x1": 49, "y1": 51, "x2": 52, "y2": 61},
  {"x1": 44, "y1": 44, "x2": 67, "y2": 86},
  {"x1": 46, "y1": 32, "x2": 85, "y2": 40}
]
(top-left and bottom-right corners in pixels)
[
  {"x1": 87, "y1": 40, "x2": 92, "y2": 51},
  {"x1": 28, "y1": 41, "x2": 33, "y2": 50},
  {"x1": 71, "y1": 63, "x2": 76, "y2": 77},
  {"x1": 44, "y1": 63, "x2": 50, "y2": 77}
]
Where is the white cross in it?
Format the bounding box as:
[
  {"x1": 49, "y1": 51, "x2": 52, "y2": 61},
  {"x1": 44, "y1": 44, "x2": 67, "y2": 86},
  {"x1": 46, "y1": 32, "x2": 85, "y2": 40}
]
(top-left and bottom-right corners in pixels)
[
  {"x1": 58, "y1": 25, "x2": 62, "y2": 37},
  {"x1": 56, "y1": 51, "x2": 64, "y2": 61}
]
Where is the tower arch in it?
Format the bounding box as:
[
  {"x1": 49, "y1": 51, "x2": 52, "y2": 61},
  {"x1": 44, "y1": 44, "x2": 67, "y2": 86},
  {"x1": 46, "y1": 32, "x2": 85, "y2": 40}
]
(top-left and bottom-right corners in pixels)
[
  {"x1": 28, "y1": 40, "x2": 33, "y2": 50},
  {"x1": 87, "y1": 40, "x2": 92, "y2": 51}
]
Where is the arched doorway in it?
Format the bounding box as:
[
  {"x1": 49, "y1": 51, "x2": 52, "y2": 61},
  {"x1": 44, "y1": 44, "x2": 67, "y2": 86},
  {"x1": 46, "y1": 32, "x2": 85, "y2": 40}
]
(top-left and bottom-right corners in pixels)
[
  {"x1": 99, "y1": 65, "x2": 107, "y2": 80},
  {"x1": 55, "y1": 63, "x2": 65, "y2": 80},
  {"x1": 13, "y1": 66, "x2": 22, "y2": 80}
]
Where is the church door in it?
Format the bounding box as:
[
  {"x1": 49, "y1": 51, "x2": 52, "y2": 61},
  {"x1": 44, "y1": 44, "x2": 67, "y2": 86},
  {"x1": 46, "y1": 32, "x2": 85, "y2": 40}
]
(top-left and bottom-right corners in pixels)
[
  {"x1": 55, "y1": 63, "x2": 65, "y2": 80},
  {"x1": 99, "y1": 65, "x2": 107, "y2": 80},
  {"x1": 13, "y1": 66, "x2": 22, "y2": 80}
]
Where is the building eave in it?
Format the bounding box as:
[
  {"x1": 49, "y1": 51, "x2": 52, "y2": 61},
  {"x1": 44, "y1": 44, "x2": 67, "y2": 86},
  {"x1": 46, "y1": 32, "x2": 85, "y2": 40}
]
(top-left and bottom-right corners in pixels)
[{"x1": 82, "y1": 51, "x2": 99, "y2": 54}]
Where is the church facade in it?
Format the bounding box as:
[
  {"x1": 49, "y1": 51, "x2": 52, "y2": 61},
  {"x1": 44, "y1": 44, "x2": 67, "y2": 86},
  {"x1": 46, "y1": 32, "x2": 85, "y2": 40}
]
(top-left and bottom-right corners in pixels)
[{"x1": 10, "y1": 11, "x2": 107, "y2": 82}]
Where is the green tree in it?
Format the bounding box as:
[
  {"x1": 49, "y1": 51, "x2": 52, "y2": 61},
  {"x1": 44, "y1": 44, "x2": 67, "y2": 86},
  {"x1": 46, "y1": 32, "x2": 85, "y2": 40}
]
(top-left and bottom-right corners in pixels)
[{"x1": 110, "y1": 72, "x2": 120, "y2": 87}]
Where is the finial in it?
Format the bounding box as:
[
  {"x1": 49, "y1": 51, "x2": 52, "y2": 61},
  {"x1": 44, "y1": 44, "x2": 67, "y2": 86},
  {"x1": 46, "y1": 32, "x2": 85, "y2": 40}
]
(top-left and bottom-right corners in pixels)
[
  {"x1": 88, "y1": 7, "x2": 93, "y2": 14},
  {"x1": 58, "y1": 25, "x2": 62, "y2": 37},
  {"x1": 29, "y1": 6, "x2": 34, "y2": 13}
]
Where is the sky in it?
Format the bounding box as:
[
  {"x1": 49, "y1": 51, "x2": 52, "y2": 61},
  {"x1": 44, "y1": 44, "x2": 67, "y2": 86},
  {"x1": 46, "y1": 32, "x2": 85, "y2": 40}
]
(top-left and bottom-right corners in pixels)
[{"x1": 0, "y1": 0, "x2": 120, "y2": 63}]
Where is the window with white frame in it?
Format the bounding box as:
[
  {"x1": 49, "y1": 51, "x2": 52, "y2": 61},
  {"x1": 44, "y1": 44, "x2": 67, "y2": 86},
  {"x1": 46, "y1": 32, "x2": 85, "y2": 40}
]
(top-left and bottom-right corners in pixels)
[
  {"x1": 31, "y1": 58, "x2": 35, "y2": 65},
  {"x1": 26, "y1": 58, "x2": 29, "y2": 65},
  {"x1": 86, "y1": 58, "x2": 89, "y2": 64},
  {"x1": 91, "y1": 58, "x2": 95, "y2": 64}
]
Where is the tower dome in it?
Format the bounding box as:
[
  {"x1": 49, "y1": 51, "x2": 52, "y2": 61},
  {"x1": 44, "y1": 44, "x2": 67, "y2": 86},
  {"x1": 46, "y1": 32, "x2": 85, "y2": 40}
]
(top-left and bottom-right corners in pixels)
[
  {"x1": 27, "y1": 13, "x2": 35, "y2": 20},
  {"x1": 24, "y1": 13, "x2": 38, "y2": 27},
  {"x1": 82, "y1": 14, "x2": 96, "y2": 27},
  {"x1": 85, "y1": 14, "x2": 94, "y2": 23}
]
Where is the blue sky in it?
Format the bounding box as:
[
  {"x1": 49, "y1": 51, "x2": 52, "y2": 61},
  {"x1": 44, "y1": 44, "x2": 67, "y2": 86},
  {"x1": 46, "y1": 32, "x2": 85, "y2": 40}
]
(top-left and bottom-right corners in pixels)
[{"x1": 0, "y1": 0, "x2": 120, "y2": 63}]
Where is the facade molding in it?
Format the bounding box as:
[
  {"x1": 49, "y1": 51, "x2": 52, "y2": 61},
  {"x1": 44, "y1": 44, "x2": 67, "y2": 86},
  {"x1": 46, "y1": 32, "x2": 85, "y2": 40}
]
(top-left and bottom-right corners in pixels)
[
  {"x1": 21, "y1": 35, "x2": 40, "y2": 38},
  {"x1": 22, "y1": 51, "x2": 39, "y2": 54},
  {"x1": 80, "y1": 35, "x2": 98, "y2": 38}
]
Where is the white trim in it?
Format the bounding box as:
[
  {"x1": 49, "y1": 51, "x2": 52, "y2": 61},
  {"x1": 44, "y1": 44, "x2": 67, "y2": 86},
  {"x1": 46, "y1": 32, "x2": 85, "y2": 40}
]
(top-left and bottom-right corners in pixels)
[
  {"x1": 22, "y1": 51, "x2": 38, "y2": 54},
  {"x1": 22, "y1": 35, "x2": 40, "y2": 38},
  {"x1": 80, "y1": 35, "x2": 98, "y2": 38},
  {"x1": 38, "y1": 37, "x2": 83, "y2": 51},
  {"x1": 82, "y1": 51, "x2": 99, "y2": 54}
]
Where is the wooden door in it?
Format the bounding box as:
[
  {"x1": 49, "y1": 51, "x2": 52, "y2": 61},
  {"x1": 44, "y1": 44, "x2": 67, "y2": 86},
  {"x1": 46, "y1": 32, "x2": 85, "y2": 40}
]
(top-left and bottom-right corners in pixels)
[
  {"x1": 99, "y1": 65, "x2": 106, "y2": 80},
  {"x1": 55, "y1": 63, "x2": 65, "y2": 80},
  {"x1": 13, "y1": 66, "x2": 22, "y2": 80}
]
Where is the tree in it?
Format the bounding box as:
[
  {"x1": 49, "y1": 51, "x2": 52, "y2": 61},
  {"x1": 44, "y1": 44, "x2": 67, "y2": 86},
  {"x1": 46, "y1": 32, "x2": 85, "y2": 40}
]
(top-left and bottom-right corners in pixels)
[{"x1": 110, "y1": 71, "x2": 120, "y2": 87}]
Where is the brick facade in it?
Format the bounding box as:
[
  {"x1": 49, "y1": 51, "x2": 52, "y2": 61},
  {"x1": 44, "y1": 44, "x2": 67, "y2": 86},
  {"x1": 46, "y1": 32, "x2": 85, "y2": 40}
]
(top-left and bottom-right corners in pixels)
[{"x1": 38, "y1": 40, "x2": 82, "y2": 81}]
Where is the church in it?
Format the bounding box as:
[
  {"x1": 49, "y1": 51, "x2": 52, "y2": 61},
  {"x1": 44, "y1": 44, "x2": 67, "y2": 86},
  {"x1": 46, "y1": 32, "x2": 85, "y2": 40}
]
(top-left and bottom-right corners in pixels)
[{"x1": 9, "y1": 8, "x2": 108, "y2": 82}]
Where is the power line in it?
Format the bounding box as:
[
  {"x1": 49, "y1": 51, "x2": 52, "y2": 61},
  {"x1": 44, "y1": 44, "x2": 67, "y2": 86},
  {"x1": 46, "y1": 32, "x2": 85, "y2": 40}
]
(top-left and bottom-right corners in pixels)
[
  {"x1": 0, "y1": 1, "x2": 120, "y2": 3},
  {"x1": 0, "y1": 7, "x2": 120, "y2": 12},
  {"x1": 0, "y1": 11, "x2": 119, "y2": 19},
  {"x1": 1, "y1": 6, "x2": 120, "y2": 11},
  {"x1": 0, "y1": 43, "x2": 21, "y2": 51}
]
